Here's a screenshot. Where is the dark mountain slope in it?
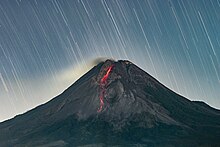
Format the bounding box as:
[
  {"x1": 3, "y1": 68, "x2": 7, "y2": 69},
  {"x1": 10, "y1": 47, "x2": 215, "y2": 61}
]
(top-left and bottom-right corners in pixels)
[{"x1": 0, "y1": 59, "x2": 220, "y2": 147}]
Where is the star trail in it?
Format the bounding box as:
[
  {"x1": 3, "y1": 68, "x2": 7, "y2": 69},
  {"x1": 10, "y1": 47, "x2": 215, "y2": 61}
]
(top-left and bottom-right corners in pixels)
[{"x1": 0, "y1": 0, "x2": 219, "y2": 121}]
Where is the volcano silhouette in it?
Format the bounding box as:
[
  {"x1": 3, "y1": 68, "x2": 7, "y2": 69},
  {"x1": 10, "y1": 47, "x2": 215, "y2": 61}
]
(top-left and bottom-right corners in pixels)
[{"x1": 1, "y1": 59, "x2": 220, "y2": 147}]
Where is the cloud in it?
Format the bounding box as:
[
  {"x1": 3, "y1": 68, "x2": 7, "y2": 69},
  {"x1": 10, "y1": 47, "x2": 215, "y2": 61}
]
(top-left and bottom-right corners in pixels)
[{"x1": 58, "y1": 57, "x2": 109, "y2": 85}]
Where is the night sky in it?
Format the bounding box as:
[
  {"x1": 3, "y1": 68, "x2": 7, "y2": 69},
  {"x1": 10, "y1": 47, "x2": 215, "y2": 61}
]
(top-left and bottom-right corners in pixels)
[{"x1": 0, "y1": 0, "x2": 220, "y2": 122}]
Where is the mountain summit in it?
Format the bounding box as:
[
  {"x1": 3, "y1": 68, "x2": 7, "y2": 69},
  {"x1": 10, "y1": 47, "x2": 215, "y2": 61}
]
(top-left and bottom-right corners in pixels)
[{"x1": 0, "y1": 59, "x2": 220, "y2": 146}]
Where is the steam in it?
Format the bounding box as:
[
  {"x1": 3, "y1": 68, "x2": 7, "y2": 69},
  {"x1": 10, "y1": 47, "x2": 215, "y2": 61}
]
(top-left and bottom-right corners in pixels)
[{"x1": 58, "y1": 57, "x2": 109, "y2": 84}]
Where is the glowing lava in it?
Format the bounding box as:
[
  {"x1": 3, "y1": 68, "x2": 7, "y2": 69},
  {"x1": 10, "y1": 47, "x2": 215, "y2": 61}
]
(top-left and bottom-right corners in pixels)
[{"x1": 98, "y1": 65, "x2": 113, "y2": 112}]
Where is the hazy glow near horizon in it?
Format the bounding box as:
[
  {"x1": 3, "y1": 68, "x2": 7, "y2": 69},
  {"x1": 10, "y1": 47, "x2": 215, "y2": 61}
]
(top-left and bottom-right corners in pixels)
[{"x1": 0, "y1": 0, "x2": 220, "y2": 122}]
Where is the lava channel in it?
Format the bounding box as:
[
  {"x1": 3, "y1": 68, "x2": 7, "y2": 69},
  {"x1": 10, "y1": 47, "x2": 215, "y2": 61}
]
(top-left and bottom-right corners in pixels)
[{"x1": 98, "y1": 65, "x2": 113, "y2": 112}]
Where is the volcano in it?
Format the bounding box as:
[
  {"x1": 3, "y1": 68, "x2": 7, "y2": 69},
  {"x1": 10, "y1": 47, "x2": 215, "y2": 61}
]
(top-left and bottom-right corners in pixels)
[{"x1": 0, "y1": 59, "x2": 220, "y2": 147}]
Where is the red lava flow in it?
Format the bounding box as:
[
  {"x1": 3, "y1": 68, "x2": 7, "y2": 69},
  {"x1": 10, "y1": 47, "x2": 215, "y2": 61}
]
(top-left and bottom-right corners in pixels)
[{"x1": 97, "y1": 65, "x2": 113, "y2": 112}]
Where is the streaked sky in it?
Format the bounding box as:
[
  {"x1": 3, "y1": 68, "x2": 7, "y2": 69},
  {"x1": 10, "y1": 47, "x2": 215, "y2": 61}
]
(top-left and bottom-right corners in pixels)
[{"x1": 0, "y1": 0, "x2": 220, "y2": 122}]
